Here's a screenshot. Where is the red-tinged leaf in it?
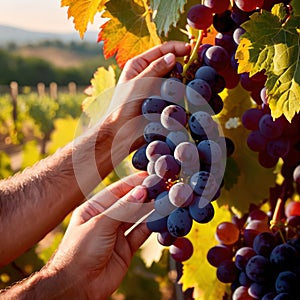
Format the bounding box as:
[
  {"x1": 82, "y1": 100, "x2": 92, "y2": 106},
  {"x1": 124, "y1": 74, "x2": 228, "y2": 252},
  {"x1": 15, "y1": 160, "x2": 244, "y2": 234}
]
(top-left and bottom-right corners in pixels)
[{"x1": 98, "y1": 0, "x2": 161, "y2": 68}]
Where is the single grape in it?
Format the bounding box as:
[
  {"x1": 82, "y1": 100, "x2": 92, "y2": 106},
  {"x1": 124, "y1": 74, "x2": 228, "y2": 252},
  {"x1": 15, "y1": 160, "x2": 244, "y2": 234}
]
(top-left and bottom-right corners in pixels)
[
  {"x1": 233, "y1": 27, "x2": 246, "y2": 45},
  {"x1": 174, "y1": 141, "x2": 199, "y2": 167},
  {"x1": 161, "y1": 104, "x2": 187, "y2": 131},
  {"x1": 247, "y1": 130, "x2": 268, "y2": 152},
  {"x1": 253, "y1": 232, "x2": 277, "y2": 257},
  {"x1": 275, "y1": 271, "x2": 297, "y2": 294},
  {"x1": 145, "y1": 140, "x2": 171, "y2": 162},
  {"x1": 187, "y1": 4, "x2": 213, "y2": 30},
  {"x1": 238, "y1": 271, "x2": 252, "y2": 287},
  {"x1": 146, "y1": 210, "x2": 168, "y2": 232},
  {"x1": 144, "y1": 121, "x2": 168, "y2": 143},
  {"x1": 188, "y1": 111, "x2": 216, "y2": 140},
  {"x1": 197, "y1": 139, "x2": 223, "y2": 164},
  {"x1": 204, "y1": 0, "x2": 230, "y2": 14},
  {"x1": 266, "y1": 138, "x2": 290, "y2": 158},
  {"x1": 157, "y1": 230, "x2": 177, "y2": 246},
  {"x1": 194, "y1": 66, "x2": 218, "y2": 89},
  {"x1": 245, "y1": 255, "x2": 269, "y2": 283},
  {"x1": 186, "y1": 79, "x2": 212, "y2": 106},
  {"x1": 215, "y1": 221, "x2": 240, "y2": 245},
  {"x1": 285, "y1": 201, "x2": 300, "y2": 218},
  {"x1": 248, "y1": 282, "x2": 269, "y2": 299},
  {"x1": 169, "y1": 237, "x2": 194, "y2": 262},
  {"x1": 242, "y1": 108, "x2": 264, "y2": 131},
  {"x1": 259, "y1": 114, "x2": 284, "y2": 140},
  {"x1": 132, "y1": 145, "x2": 149, "y2": 171},
  {"x1": 207, "y1": 245, "x2": 233, "y2": 267},
  {"x1": 270, "y1": 244, "x2": 298, "y2": 270},
  {"x1": 217, "y1": 260, "x2": 239, "y2": 283},
  {"x1": 142, "y1": 96, "x2": 169, "y2": 121},
  {"x1": 142, "y1": 174, "x2": 166, "y2": 199},
  {"x1": 293, "y1": 165, "x2": 300, "y2": 184},
  {"x1": 235, "y1": 246, "x2": 256, "y2": 271},
  {"x1": 232, "y1": 286, "x2": 255, "y2": 300},
  {"x1": 234, "y1": 0, "x2": 264, "y2": 12},
  {"x1": 189, "y1": 199, "x2": 215, "y2": 223},
  {"x1": 167, "y1": 207, "x2": 193, "y2": 237},
  {"x1": 189, "y1": 171, "x2": 217, "y2": 199},
  {"x1": 169, "y1": 182, "x2": 194, "y2": 207},
  {"x1": 258, "y1": 150, "x2": 279, "y2": 169},
  {"x1": 154, "y1": 154, "x2": 181, "y2": 181},
  {"x1": 204, "y1": 45, "x2": 230, "y2": 72},
  {"x1": 262, "y1": 292, "x2": 278, "y2": 300},
  {"x1": 213, "y1": 10, "x2": 236, "y2": 33},
  {"x1": 160, "y1": 78, "x2": 185, "y2": 104}
]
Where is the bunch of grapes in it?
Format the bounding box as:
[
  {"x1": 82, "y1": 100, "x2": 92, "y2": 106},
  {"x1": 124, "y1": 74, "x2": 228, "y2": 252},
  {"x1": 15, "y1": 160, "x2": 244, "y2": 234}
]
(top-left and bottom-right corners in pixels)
[
  {"x1": 207, "y1": 202, "x2": 300, "y2": 299},
  {"x1": 242, "y1": 106, "x2": 300, "y2": 170},
  {"x1": 132, "y1": 78, "x2": 232, "y2": 262}
]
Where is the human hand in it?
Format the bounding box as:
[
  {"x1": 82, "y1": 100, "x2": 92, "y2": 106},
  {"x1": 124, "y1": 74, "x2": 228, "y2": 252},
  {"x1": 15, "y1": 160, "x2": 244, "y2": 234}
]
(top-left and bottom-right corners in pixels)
[{"x1": 46, "y1": 172, "x2": 152, "y2": 299}]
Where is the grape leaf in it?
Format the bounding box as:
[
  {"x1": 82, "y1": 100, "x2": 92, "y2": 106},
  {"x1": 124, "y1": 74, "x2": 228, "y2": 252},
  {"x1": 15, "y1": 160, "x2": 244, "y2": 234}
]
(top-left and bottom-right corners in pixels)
[
  {"x1": 181, "y1": 203, "x2": 231, "y2": 300},
  {"x1": 61, "y1": 0, "x2": 109, "y2": 38},
  {"x1": 235, "y1": 2, "x2": 300, "y2": 121},
  {"x1": 150, "y1": 0, "x2": 186, "y2": 36},
  {"x1": 82, "y1": 66, "x2": 116, "y2": 125},
  {"x1": 216, "y1": 85, "x2": 276, "y2": 214},
  {"x1": 98, "y1": 0, "x2": 161, "y2": 68}
]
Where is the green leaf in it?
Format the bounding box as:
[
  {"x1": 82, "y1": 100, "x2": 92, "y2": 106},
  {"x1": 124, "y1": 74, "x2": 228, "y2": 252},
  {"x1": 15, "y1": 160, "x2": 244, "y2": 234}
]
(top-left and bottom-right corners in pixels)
[
  {"x1": 216, "y1": 85, "x2": 276, "y2": 214},
  {"x1": 99, "y1": 0, "x2": 161, "y2": 67},
  {"x1": 150, "y1": 0, "x2": 186, "y2": 36},
  {"x1": 181, "y1": 203, "x2": 231, "y2": 299},
  {"x1": 82, "y1": 66, "x2": 116, "y2": 125},
  {"x1": 236, "y1": 5, "x2": 300, "y2": 121}
]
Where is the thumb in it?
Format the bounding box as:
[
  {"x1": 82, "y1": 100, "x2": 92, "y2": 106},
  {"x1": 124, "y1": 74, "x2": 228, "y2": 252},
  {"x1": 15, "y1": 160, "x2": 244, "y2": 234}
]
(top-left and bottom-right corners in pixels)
[
  {"x1": 94, "y1": 185, "x2": 150, "y2": 230},
  {"x1": 137, "y1": 53, "x2": 177, "y2": 78}
]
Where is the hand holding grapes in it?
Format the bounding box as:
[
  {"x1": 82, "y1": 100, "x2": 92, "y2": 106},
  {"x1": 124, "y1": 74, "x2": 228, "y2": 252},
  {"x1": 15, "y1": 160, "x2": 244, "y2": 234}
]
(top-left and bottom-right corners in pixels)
[{"x1": 0, "y1": 173, "x2": 151, "y2": 299}]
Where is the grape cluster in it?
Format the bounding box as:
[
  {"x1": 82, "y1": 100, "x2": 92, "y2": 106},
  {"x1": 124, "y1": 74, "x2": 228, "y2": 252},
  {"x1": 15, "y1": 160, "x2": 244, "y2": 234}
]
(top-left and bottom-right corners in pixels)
[
  {"x1": 242, "y1": 107, "x2": 300, "y2": 169},
  {"x1": 207, "y1": 205, "x2": 300, "y2": 300},
  {"x1": 131, "y1": 77, "x2": 233, "y2": 261}
]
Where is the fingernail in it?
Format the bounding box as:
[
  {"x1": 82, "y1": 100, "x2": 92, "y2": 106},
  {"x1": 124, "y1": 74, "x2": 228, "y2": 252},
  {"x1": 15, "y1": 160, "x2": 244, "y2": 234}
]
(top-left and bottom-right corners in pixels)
[
  {"x1": 131, "y1": 186, "x2": 146, "y2": 201},
  {"x1": 164, "y1": 53, "x2": 175, "y2": 65}
]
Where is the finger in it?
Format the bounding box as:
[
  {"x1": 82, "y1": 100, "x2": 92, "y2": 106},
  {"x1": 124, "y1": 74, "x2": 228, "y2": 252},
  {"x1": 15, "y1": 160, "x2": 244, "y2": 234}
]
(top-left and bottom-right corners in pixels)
[
  {"x1": 119, "y1": 41, "x2": 191, "y2": 82},
  {"x1": 73, "y1": 172, "x2": 148, "y2": 223},
  {"x1": 92, "y1": 185, "x2": 149, "y2": 231},
  {"x1": 126, "y1": 222, "x2": 152, "y2": 255}
]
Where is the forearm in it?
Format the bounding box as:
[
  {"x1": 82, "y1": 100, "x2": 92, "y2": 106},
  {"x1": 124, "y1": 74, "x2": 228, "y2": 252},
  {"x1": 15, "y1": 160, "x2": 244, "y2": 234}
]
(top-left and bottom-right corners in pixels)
[
  {"x1": 0, "y1": 265, "x2": 87, "y2": 300},
  {"x1": 0, "y1": 119, "x2": 120, "y2": 266}
]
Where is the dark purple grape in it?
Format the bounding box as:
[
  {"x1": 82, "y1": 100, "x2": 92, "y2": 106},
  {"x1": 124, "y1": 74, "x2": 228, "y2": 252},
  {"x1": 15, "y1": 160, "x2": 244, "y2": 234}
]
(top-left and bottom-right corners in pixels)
[
  {"x1": 262, "y1": 292, "x2": 277, "y2": 300},
  {"x1": 154, "y1": 154, "x2": 181, "y2": 180},
  {"x1": 253, "y1": 232, "x2": 277, "y2": 257},
  {"x1": 266, "y1": 138, "x2": 290, "y2": 158},
  {"x1": 144, "y1": 121, "x2": 168, "y2": 143},
  {"x1": 259, "y1": 114, "x2": 284, "y2": 140},
  {"x1": 207, "y1": 245, "x2": 233, "y2": 267},
  {"x1": 169, "y1": 237, "x2": 193, "y2": 262},
  {"x1": 142, "y1": 96, "x2": 169, "y2": 121},
  {"x1": 145, "y1": 140, "x2": 171, "y2": 162},
  {"x1": 186, "y1": 79, "x2": 212, "y2": 106},
  {"x1": 245, "y1": 255, "x2": 270, "y2": 283},
  {"x1": 189, "y1": 171, "x2": 217, "y2": 198},
  {"x1": 235, "y1": 246, "x2": 256, "y2": 271},
  {"x1": 258, "y1": 150, "x2": 279, "y2": 168},
  {"x1": 142, "y1": 174, "x2": 166, "y2": 199},
  {"x1": 213, "y1": 10, "x2": 236, "y2": 33},
  {"x1": 204, "y1": 45, "x2": 230, "y2": 72},
  {"x1": 249, "y1": 282, "x2": 269, "y2": 299},
  {"x1": 169, "y1": 182, "x2": 194, "y2": 207},
  {"x1": 270, "y1": 244, "x2": 298, "y2": 270},
  {"x1": 215, "y1": 32, "x2": 237, "y2": 55},
  {"x1": 146, "y1": 210, "x2": 168, "y2": 232},
  {"x1": 247, "y1": 130, "x2": 268, "y2": 152},
  {"x1": 242, "y1": 108, "x2": 264, "y2": 131},
  {"x1": 239, "y1": 271, "x2": 252, "y2": 287},
  {"x1": 275, "y1": 271, "x2": 297, "y2": 294},
  {"x1": 187, "y1": 4, "x2": 213, "y2": 30},
  {"x1": 161, "y1": 104, "x2": 187, "y2": 131},
  {"x1": 189, "y1": 199, "x2": 214, "y2": 223},
  {"x1": 217, "y1": 260, "x2": 239, "y2": 283},
  {"x1": 160, "y1": 78, "x2": 185, "y2": 104},
  {"x1": 174, "y1": 141, "x2": 199, "y2": 167},
  {"x1": 188, "y1": 111, "x2": 216, "y2": 140},
  {"x1": 132, "y1": 145, "x2": 149, "y2": 171},
  {"x1": 167, "y1": 207, "x2": 193, "y2": 237},
  {"x1": 197, "y1": 139, "x2": 223, "y2": 164},
  {"x1": 157, "y1": 230, "x2": 177, "y2": 246}
]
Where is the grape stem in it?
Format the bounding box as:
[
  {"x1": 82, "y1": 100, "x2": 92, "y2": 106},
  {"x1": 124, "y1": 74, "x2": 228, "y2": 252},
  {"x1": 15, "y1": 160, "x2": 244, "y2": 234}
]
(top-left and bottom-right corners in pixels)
[
  {"x1": 270, "y1": 197, "x2": 286, "y2": 243},
  {"x1": 181, "y1": 29, "x2": 204, "y2": 82}
]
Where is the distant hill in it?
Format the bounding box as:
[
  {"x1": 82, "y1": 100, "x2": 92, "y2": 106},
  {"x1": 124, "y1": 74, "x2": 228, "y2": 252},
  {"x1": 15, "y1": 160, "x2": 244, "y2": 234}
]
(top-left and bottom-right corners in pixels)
[{"x1": 0, "y1": 24, "x2": 99, "y2": 45}]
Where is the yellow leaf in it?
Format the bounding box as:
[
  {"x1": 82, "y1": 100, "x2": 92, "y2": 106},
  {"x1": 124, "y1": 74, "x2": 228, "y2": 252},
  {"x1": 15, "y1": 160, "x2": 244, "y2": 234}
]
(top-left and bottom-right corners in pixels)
[
  {"x1": 235, "y1": 37, "x2": 253, "y2": 74},
  {"x1": 62, "y1": 0, "x2": 109, "y2": 38}
]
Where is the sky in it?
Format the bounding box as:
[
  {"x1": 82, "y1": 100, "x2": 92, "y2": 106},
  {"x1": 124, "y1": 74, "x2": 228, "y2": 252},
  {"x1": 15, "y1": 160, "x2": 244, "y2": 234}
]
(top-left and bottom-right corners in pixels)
[{"x1": 0, "y1": 0, "x2": 101, "y2": 33}]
